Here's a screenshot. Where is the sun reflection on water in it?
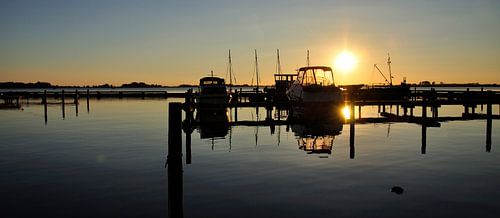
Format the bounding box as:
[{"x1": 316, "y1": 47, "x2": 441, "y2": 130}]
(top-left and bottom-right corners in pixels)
[{"x1": 342, "y1": 105, "x2": 351, "y2": 120}]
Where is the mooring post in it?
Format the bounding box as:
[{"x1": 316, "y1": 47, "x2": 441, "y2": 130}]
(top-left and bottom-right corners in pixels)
[
  {"x1": 168, "y1": 102, "x2": 183, "y2": 218},
  {"x1": 422, "y1": 96, "x2": 427, "y2": 122},
  {"x1": 61, "y1": 90, "x2": 66, "y2": 119},
  {"x1": 42, "y1": 90, "x2": 47, "y2": 104},
  {"x1": 480, "y1": 88, "x2": 484, "y2": 111},
  {"x1": 486, "y1": 91, "x2": 492, "y2": 152},
  {"x1": 350, "y1": 104, "x2": 355, "y2": 159},
  {"x1": 421, "y1": 125, "x2": 427, "y2": 154},
  {"x1": 43, "y1": 90, "x2": 48, "y2": 124},
  {"x1": 351, "y1": 104, "x2": 355, "y2": 121},
  {"x1": 234, "y1": 105, "x2": 238, "y2": 122},
  {"x1": 74, "y1": 89, "x2": 79, "y2": 105},
  {"x1": 86, "y1": 89, "x2": 90, "y2": 113}
]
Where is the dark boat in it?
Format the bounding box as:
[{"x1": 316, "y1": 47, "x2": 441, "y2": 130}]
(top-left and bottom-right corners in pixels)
[{"x1": 196, "y1": 74, "x2": 230, "y2": 106}]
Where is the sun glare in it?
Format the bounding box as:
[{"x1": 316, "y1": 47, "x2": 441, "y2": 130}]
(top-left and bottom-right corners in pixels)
[
  {"x1": 334, "y1": 51, "x2": 358, "y2": 73},
  {"x1": 342, "y1": 105, "x2": 351, "y2": 120}
]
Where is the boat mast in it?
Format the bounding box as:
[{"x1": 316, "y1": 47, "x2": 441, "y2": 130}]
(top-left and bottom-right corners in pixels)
[
  {"x1": 254, "y1": 49, "x2": 259, "y2": 93},
  {"x1": 387, "y1": 53, "x2": 393, "y2": 86},
  {"x1": 228, "y1": 49, "x2": 233, "y2": 91},
  {"x1": 276, "y1": 49, "x2": 282, "y2": 75}
]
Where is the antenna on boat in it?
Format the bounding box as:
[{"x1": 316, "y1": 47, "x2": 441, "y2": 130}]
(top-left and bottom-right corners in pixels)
[
  {"x1": 306, "y1": 50, "x2": 310, "y2": 67},
  {"x1": 387, "y1": 53, "x2": 393, "y2": 86},
  {"x1": 254, "y1": 49, "x2": 260, "y2": 93},
  {"x1": 276, "y1": 49, "x2": 282, "y2": 75},
  {"x1": 211, "y1": 70, "x2": 214, "y2": 78}
]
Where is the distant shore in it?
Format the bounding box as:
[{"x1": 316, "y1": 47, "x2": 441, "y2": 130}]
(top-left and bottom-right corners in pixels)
[{"x1": 0, "y1": 81, "x2": 498, "y2": 89}]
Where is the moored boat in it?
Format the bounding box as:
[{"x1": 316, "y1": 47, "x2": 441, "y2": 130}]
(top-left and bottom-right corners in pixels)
[
  {"x1": 286, "y1": 66, "x2": 344, "y2": 120},
  {"x1": 196, "y1": 76, "x2": 230, "y2": 105}
]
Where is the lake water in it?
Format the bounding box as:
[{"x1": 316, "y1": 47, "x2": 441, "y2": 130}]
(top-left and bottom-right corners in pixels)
[{"x1": 1, "y1": 98, "x2": 499, "y2": 217}]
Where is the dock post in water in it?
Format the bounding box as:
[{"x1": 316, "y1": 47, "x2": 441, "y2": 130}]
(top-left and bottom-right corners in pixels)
[
  {"x1": 43, "y1": 90, "x2": 48, "y2": 124},
  {"x1": 86, "y1": 89, "x2": 90, "y2": 113},
  {"x1": 168, "y1": 102, "x2": 183, "y2": 218},
  {"x1": 421, "y1": 125, "x2": 427, "y2": 154},
  {"x1": 61, "y1": 90, "x2": 65, "y2": 119},
  {"x1": 486, "y1": 91, "x2": 492, "y2": 152},
  {"x1": 350, "y1": 104, "x2": 356, "y2": 159},
  {"x1": 74, "y1": 89, "x2": 79, "y2": 104},
  {"x1": 422, "y1": 96, "x2": 427, "y2": 122},
  {"x1": 42, "y1": 90, "x2": 47, "y2": 104},
  {"x1": 234, "y1": 105, "x2": 238, "y2": 122}
]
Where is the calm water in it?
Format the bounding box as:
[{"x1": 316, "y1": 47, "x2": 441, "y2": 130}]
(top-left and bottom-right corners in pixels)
[{"x1": 1, "y1": 99, "x2": 499, "y2": 217}]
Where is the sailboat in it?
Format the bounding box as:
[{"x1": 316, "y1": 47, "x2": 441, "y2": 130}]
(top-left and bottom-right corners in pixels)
[{"x1": 249, "y1": 49, "x2": 265, "y2": 102}]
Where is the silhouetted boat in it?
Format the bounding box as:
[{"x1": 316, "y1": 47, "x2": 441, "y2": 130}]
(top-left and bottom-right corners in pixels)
[
  {"x1": 287, "y1": 66, "x2": 344, "y2": 120},
  {"x1": 287, "y1": 66, "x2": 343, "y2": 104},
  {"x1": 354, "y1": 54, "x2": 410, "y2": 100},
  {"x1": 196, "y1": 74, "x2": 230, "y2": 105}
]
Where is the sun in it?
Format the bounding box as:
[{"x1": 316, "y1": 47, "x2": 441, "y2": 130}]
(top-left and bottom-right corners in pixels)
[{"x1": 334, "y1": 51, "x2": 358, "y2": 73}]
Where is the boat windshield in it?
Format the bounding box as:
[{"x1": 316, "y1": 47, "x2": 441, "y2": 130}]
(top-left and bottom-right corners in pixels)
[
  {"x1": 298, "y1": 68, "x2": 334, "y2": 86},
  {"x1": 201, "y1": 80, "x2": 224, "y2": 85}
]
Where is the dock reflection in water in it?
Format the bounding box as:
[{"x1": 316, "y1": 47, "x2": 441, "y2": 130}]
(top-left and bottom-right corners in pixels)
[{"x1": 1, "y1": 98, "x2": 499, "y2": 218}]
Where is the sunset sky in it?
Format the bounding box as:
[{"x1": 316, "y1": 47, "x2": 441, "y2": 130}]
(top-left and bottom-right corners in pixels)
[{"x1": 1, "y1": 0, "x2": 499, "y2": 86}]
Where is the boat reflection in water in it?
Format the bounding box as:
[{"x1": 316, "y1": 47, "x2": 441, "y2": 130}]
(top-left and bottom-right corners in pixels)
[
  {"x1": 196, "y1": 108, "x2": 229, "y2": 140},
  {"x1": 290, "y1": 108, "x2": 344, "y2": 155}
]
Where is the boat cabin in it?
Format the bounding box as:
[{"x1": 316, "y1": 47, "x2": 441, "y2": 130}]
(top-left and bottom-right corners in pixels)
[
  {"x1": 297, "y1": 66, "x2": 336, "y2": 87},
  {"x1": 199, "y1": 77, "x2": 227, "y2": 95},
  {"x1": 274, "y1": 73, "x2": 298, "y2": 93}
]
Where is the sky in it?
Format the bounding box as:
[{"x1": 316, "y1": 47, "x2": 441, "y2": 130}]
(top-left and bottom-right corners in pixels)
[{"x1": 1, "y1": 0, "x2": 499, "y2": 86}]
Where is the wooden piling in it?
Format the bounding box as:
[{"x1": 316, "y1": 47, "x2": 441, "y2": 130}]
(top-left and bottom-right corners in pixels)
[
  {"x1": 61, "y1": 90, "x2": 65, "y2": 119},
  {"x1": 350, "y1": 104, "x2": 355, "y2": 159},
  {"x1": 422, "y1": 97, "x2": 427, "y2": 121},
  {"x1": 42, "y1": 90, "x2": 47, "y2": 104},
  {"x1": 486, "y1": 91, "x2": 492, "y2": 152},
  {"x1": 86, "y1": 89, "x2": 90, "y2": 113},
  {"x1": 421, "y1": 125, "x2": 427, "y2": 154},
  {"x1": 74, "y1": 89, "x2": 79, "y2": 104},
  {"x1": 43, "y1": 90, "x2": 48, "y2": 124},
  {"x1": 168, "y1": 102, "x2": 183, "y2": 218}
]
